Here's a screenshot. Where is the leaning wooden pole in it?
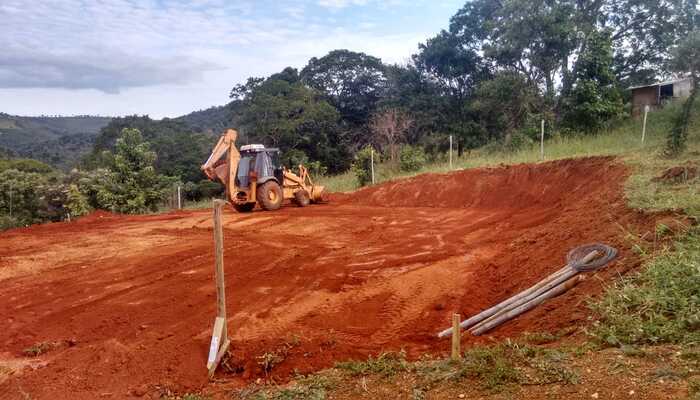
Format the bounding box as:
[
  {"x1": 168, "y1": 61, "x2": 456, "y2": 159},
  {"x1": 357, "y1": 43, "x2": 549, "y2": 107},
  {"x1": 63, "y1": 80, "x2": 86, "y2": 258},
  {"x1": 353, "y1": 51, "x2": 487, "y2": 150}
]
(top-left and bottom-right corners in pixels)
[
  {"x1": 437, "y1": 264, "x2": 570, "y2": 338},
  {"x1": 468, "y1": 251, "x2": 598, "y2": 334},
  {"x1": 471, "y1": 275, "x2": 585, "y2": 336},
  {"x1": 207, "y1": 199, "x2": 231, "y2": 379},
  {"x1": 438, "y1": 251, "x2": 600, "y2": 338}
]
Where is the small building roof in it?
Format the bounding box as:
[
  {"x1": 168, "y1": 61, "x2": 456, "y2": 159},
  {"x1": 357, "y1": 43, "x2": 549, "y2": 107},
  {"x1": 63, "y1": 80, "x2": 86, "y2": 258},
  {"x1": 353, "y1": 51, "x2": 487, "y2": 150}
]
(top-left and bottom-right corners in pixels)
[{"x1": 628, "y1": 77, "x2": 692, "y2": 91}]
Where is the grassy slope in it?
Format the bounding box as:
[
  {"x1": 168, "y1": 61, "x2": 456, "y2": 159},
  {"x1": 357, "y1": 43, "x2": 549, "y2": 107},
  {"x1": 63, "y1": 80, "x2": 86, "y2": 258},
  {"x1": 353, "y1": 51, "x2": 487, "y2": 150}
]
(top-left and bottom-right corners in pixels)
[
  {"x1": 175, "y1": 104, "x2": 699, "y2": 400},
  {"x1": 319, "y1": 102, "x2": 685, "y2": 193}
]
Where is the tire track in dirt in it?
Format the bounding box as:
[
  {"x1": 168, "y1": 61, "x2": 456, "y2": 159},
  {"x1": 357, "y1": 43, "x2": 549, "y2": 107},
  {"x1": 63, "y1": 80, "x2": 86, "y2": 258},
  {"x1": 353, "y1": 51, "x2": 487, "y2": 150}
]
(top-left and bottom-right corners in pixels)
[{"x1": 0, "y1": 156, "x2": 674, "y2": 400}]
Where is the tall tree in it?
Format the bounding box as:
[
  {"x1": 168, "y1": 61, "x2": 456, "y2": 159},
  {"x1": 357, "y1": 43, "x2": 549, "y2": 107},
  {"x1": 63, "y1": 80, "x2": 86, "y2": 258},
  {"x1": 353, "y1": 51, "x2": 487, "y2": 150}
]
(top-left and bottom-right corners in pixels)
[
  {"x1": 301, "y1": 50, "x2": 388, "y2": 127},
  {"x1": 413, "y1": 30, "x2": 491, "y2": 153},
  {"x1": 561, "y1": 30, "x2": 624, "y2": 132},
  {"x1": 236, "y1": 71, "x2": 347, "y2": 172},
  {"x1": 470, "y1": 72, "x2": 540, "y2": 143}
]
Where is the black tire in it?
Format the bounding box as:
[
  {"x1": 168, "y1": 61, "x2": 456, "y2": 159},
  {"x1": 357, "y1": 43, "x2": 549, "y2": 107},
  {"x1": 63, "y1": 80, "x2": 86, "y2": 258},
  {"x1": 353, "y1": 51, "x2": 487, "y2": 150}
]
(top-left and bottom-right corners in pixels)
[
  {"x1": 294, "y1": 190, "x2": 310, "y2": 207},
  {"x1": 233, "y1": 202, "x2": 255, "y2": 213},
  {"x1": 257, "y1": 181, "x2": 283, "y2": 211}
]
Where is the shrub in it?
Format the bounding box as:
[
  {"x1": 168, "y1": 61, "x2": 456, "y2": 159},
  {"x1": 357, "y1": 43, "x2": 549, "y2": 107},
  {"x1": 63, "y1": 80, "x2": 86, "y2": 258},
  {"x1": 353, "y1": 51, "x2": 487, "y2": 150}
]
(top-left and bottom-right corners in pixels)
[
  {"x1": 94, "y1": 128, "x2": 176, "y2": 213},
  {"x1": 399, "y1": 145, "x2": 426, "y2": 172},
  {"x1": 66, "y1": 184, "x2": 91, "y2": 217},
  {"x1": 504, "y1": 132, "x2": 534, "y2": 153},
  {"x1": 351, "y1": 145, "x2": 376, "y2": 186}
]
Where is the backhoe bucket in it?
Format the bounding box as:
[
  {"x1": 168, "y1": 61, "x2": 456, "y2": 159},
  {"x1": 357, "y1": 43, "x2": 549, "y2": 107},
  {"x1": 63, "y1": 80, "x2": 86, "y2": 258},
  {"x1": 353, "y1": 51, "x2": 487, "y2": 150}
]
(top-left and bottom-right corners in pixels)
[{"x1": 310, "y1": 185, "x2": 325, "y2": 202}]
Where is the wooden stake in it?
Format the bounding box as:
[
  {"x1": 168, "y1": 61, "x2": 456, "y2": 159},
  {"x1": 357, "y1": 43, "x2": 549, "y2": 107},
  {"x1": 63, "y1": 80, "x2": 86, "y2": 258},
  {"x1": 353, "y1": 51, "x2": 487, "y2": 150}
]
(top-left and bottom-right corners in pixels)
[
  {"x1": 207, "y1": 199, "x2": 230, "y2": 378},
  {"x1": 370, "y1": 148, "x2": 375, "y2": 184},
  {"x1": 540, "y1": 119, "x2": 545, "y2": 161},
  {"x1": 449, "y1": 135, "x2": 453, "y2": 169},
  {"x1": 641, "y1": 105, "x2": 649, "y2": 144},
  {"x1": 451, "y1": 313, "x2": 461, "y2": 360},
  {"x1": 177, "y1": 185, "x2": 182, "y2": 209}
]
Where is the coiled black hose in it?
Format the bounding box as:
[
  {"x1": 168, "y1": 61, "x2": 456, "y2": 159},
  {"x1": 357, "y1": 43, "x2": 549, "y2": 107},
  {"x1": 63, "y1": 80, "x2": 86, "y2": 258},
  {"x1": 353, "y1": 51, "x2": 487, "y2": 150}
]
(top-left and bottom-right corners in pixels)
[{"x1": 567, "y1": 243, "x2": 618, "y2": 272}]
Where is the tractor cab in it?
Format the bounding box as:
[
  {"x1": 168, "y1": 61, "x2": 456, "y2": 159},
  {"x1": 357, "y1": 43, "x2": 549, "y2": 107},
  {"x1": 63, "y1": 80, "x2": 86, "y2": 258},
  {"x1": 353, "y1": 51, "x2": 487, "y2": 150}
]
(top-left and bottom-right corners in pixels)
[{"x1": 237, "y1": 144, "x2": 284, "y2": 188}]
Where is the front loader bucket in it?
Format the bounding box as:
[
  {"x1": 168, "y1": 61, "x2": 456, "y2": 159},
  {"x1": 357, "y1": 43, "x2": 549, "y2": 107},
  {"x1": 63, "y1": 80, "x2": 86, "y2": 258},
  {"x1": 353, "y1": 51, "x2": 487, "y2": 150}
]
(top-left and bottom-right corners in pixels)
[{"x1": 310, "y1": 185, "x2": 325, "y2": 203}]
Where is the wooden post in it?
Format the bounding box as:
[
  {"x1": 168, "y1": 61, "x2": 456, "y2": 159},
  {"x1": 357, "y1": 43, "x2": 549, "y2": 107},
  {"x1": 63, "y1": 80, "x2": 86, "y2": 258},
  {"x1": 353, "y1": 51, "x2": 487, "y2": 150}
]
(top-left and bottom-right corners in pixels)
[
  {"x1": 8, "y1": 181, "x2": 12, "y2": 217},
  {"x1": 641, "y1": 105, "x2": 649, "y2": 144},
  {"x1": 207, "y1": 199, "x2": 230, "y2": 378},
  {"x1": 449, "y1": 135, "x2": 453, "y2": 169},
  {"x1": 177, "y1": 185, "x2": 182, "y2": 209},
  {"x1": 451, "y1": 313, "x2": 461, "y2": 360},
  {"x1": 370, "y1": 148, "x2": 375, "y2": 185},
  {"x1": 540, "y1": 119, "x2": 545, "y2": 161}
]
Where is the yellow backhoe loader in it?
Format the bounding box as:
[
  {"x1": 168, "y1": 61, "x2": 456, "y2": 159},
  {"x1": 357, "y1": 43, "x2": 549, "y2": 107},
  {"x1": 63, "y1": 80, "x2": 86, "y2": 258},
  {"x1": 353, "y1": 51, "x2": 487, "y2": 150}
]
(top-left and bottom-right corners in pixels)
[{"x1": 201, "y1": 129, "x2": 325, "y2": 212}]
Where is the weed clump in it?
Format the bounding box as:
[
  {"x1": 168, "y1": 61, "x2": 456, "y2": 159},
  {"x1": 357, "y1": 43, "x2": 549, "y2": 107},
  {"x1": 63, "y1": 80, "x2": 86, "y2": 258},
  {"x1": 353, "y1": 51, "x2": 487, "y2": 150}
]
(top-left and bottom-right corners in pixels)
[
  {"x1": 335, "y1": 351, "x2": 409, "y2": 377},
  {"x1": 590, "y1": 229, "x2": 700, "y2": 346}
]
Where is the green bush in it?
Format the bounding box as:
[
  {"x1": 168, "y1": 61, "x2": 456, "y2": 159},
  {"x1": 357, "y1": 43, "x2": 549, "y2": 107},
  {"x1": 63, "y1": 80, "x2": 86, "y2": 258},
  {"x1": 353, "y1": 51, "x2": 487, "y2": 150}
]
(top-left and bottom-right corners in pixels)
[
  {"x1": 351, "y1": 145, "x2": 376, "y2": 186},
  {"x1": 504, "y1": 132, "x2": 534, "y2": 153},
  {"x1": 0, "y1": 169, "x2": 48, "y2": 226},
  {"x1": 399, "y1": 144, "x2": 426, "y2": 172},
  {"x1": 590, "y1": 229, "x2": 700, "y2": 345},
  {"x1": 0, "y1": 215, "x2": 22, "y2": 230},
  {"x1": 93, "y1": 128, "x2": 176, "y2": 214},
  {"x1": 66, "y1": 184, "x2": 91, "y2": 217}
]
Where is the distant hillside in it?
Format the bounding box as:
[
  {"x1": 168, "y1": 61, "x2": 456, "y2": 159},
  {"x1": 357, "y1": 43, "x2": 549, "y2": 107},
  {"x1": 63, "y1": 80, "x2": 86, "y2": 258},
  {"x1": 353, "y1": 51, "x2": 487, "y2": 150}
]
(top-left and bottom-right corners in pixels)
[
  {"x1": 0, "y1": 102, "x2": 238, "y2": 170},
  {"x1": 175, "y1": 101, "x2": 239, "y2": 136},
  {"x1": 0, "y1": 114, "x2": 111, "y2": 169}
]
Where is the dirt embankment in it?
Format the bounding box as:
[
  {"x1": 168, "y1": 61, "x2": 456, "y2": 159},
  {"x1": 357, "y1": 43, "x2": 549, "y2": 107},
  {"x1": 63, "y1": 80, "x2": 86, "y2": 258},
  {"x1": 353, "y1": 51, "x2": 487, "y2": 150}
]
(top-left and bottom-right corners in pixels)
[{"x1": 0, "y1": 157, "x2": 673, "y2": 399}]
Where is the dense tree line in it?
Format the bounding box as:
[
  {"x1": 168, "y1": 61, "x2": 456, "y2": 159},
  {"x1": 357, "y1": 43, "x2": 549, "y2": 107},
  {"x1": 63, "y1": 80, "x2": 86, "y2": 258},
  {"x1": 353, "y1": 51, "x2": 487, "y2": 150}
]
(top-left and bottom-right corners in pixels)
[
  {"x1": 1, "y1": 0, "x2": 697, "y2": 229},
  {"x1": 228, "y1": 0, "x2": 698, "y2": 172}
]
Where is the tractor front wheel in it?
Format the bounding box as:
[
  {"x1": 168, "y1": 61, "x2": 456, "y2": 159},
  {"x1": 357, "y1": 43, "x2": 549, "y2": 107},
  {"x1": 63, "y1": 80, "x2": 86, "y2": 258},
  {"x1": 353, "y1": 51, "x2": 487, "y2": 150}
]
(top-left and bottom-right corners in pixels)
[{"x1": 257, "y1": 181, "x2": 283, "y2": 211}]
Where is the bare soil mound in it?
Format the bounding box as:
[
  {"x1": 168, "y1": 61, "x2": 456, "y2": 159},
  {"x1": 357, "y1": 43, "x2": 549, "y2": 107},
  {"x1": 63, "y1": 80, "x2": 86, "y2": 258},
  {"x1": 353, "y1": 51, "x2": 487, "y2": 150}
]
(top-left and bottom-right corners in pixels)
[{"x1": 0, "y1": 156, "x2": 670, "y2": 399}]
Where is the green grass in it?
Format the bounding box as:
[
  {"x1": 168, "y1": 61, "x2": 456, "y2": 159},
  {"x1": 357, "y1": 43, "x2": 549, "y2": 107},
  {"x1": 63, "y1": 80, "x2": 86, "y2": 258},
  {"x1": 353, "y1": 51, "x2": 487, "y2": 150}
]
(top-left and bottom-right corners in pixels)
[
  {"x1": 586, "y1": 100, "x2": 700, "y2": 348},
  {"x1": 22, "y1": 342, "x2": 53, "y2": 357},
  {"x1": 319, "y1": 101, "x2": 686, "y2": 193},
  {"x1": 590, "y1": 228, "x2": 700, "y2": 346},
  {"x1": 335, "y1": 351, "x2": 410, "y2": 378},
  {"x1": 239, "y1": 374, "x2": 337, "y2": 400}
]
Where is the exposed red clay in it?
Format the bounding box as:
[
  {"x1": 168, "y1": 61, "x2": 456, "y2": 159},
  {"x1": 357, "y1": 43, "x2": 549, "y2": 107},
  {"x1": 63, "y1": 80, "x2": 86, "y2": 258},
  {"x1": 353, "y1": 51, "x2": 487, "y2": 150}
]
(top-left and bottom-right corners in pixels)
[{"x1": 0, "y1": 156, "x2": 671, "y2": 399}]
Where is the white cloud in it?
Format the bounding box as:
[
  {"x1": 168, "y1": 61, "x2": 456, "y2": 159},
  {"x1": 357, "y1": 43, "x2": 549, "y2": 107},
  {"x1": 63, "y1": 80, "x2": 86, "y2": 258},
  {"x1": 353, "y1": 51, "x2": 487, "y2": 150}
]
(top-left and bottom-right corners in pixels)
[
  {"x1": 0, "y1": 0, "x2": 455, "y2": 117},
  {"x1": 317, "y1": 0, "x2": 369, "y2": 9}
]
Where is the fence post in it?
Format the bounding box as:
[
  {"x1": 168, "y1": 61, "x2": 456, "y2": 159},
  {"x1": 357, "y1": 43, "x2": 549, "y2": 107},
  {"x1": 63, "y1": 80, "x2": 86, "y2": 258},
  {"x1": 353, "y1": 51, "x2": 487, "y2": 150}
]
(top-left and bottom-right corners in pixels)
[
  {"x1": 207, "y1": 199, "x2": 230, "y2": 378},
  {"x1": 540, "y1": 119, "x2": 545, "y2": 161},
  {"x1": 177, "y1": 185, "x2": 182, "y2": 210},
  {"x1": 370, "y1": 148, "x2": 375, "y2": 185},
  {"x1": 449, "y1": 135, "x2": 453, "y2": 169},
  {"x1": 451, "y1": 313, "x2": 461, "y2": 360},
  {"x1": 641, "y1": 105, "x2": 649, "y2": 144}
]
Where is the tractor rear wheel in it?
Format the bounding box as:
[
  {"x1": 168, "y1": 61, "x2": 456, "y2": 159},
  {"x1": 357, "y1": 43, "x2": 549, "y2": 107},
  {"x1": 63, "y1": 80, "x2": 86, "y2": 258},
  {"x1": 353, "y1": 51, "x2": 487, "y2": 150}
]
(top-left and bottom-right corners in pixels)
[
  {"x1": 233, "y1": 202, "x2": 255, "y2": 213},
  {"x1": 294, "y1": 190, "x2": 310, "y2": 207},
  {"x1": 257, "y1": 181, "x2": 283, "y2": 211}
]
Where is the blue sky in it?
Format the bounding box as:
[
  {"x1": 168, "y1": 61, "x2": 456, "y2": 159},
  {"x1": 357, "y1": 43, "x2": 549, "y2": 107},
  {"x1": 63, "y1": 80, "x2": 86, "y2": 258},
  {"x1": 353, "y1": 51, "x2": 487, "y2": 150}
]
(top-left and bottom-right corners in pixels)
[{"x1": 0, "y1": 0, "x2": 463, "y2": 118}]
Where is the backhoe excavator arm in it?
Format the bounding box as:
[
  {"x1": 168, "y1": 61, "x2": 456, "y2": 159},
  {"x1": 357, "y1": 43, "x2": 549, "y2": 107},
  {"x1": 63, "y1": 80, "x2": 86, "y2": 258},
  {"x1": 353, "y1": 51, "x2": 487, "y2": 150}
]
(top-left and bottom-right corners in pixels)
[{"x1": 200, "y1": 129, "x2": 240, "y2": 201}]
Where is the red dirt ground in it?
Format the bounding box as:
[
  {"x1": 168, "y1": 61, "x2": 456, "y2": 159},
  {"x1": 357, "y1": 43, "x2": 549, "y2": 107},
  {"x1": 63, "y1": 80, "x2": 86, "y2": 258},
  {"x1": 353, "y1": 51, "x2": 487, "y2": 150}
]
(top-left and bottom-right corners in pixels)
[{"x1": 0, "y1": 157, "x2": 672, "y2": 399}]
